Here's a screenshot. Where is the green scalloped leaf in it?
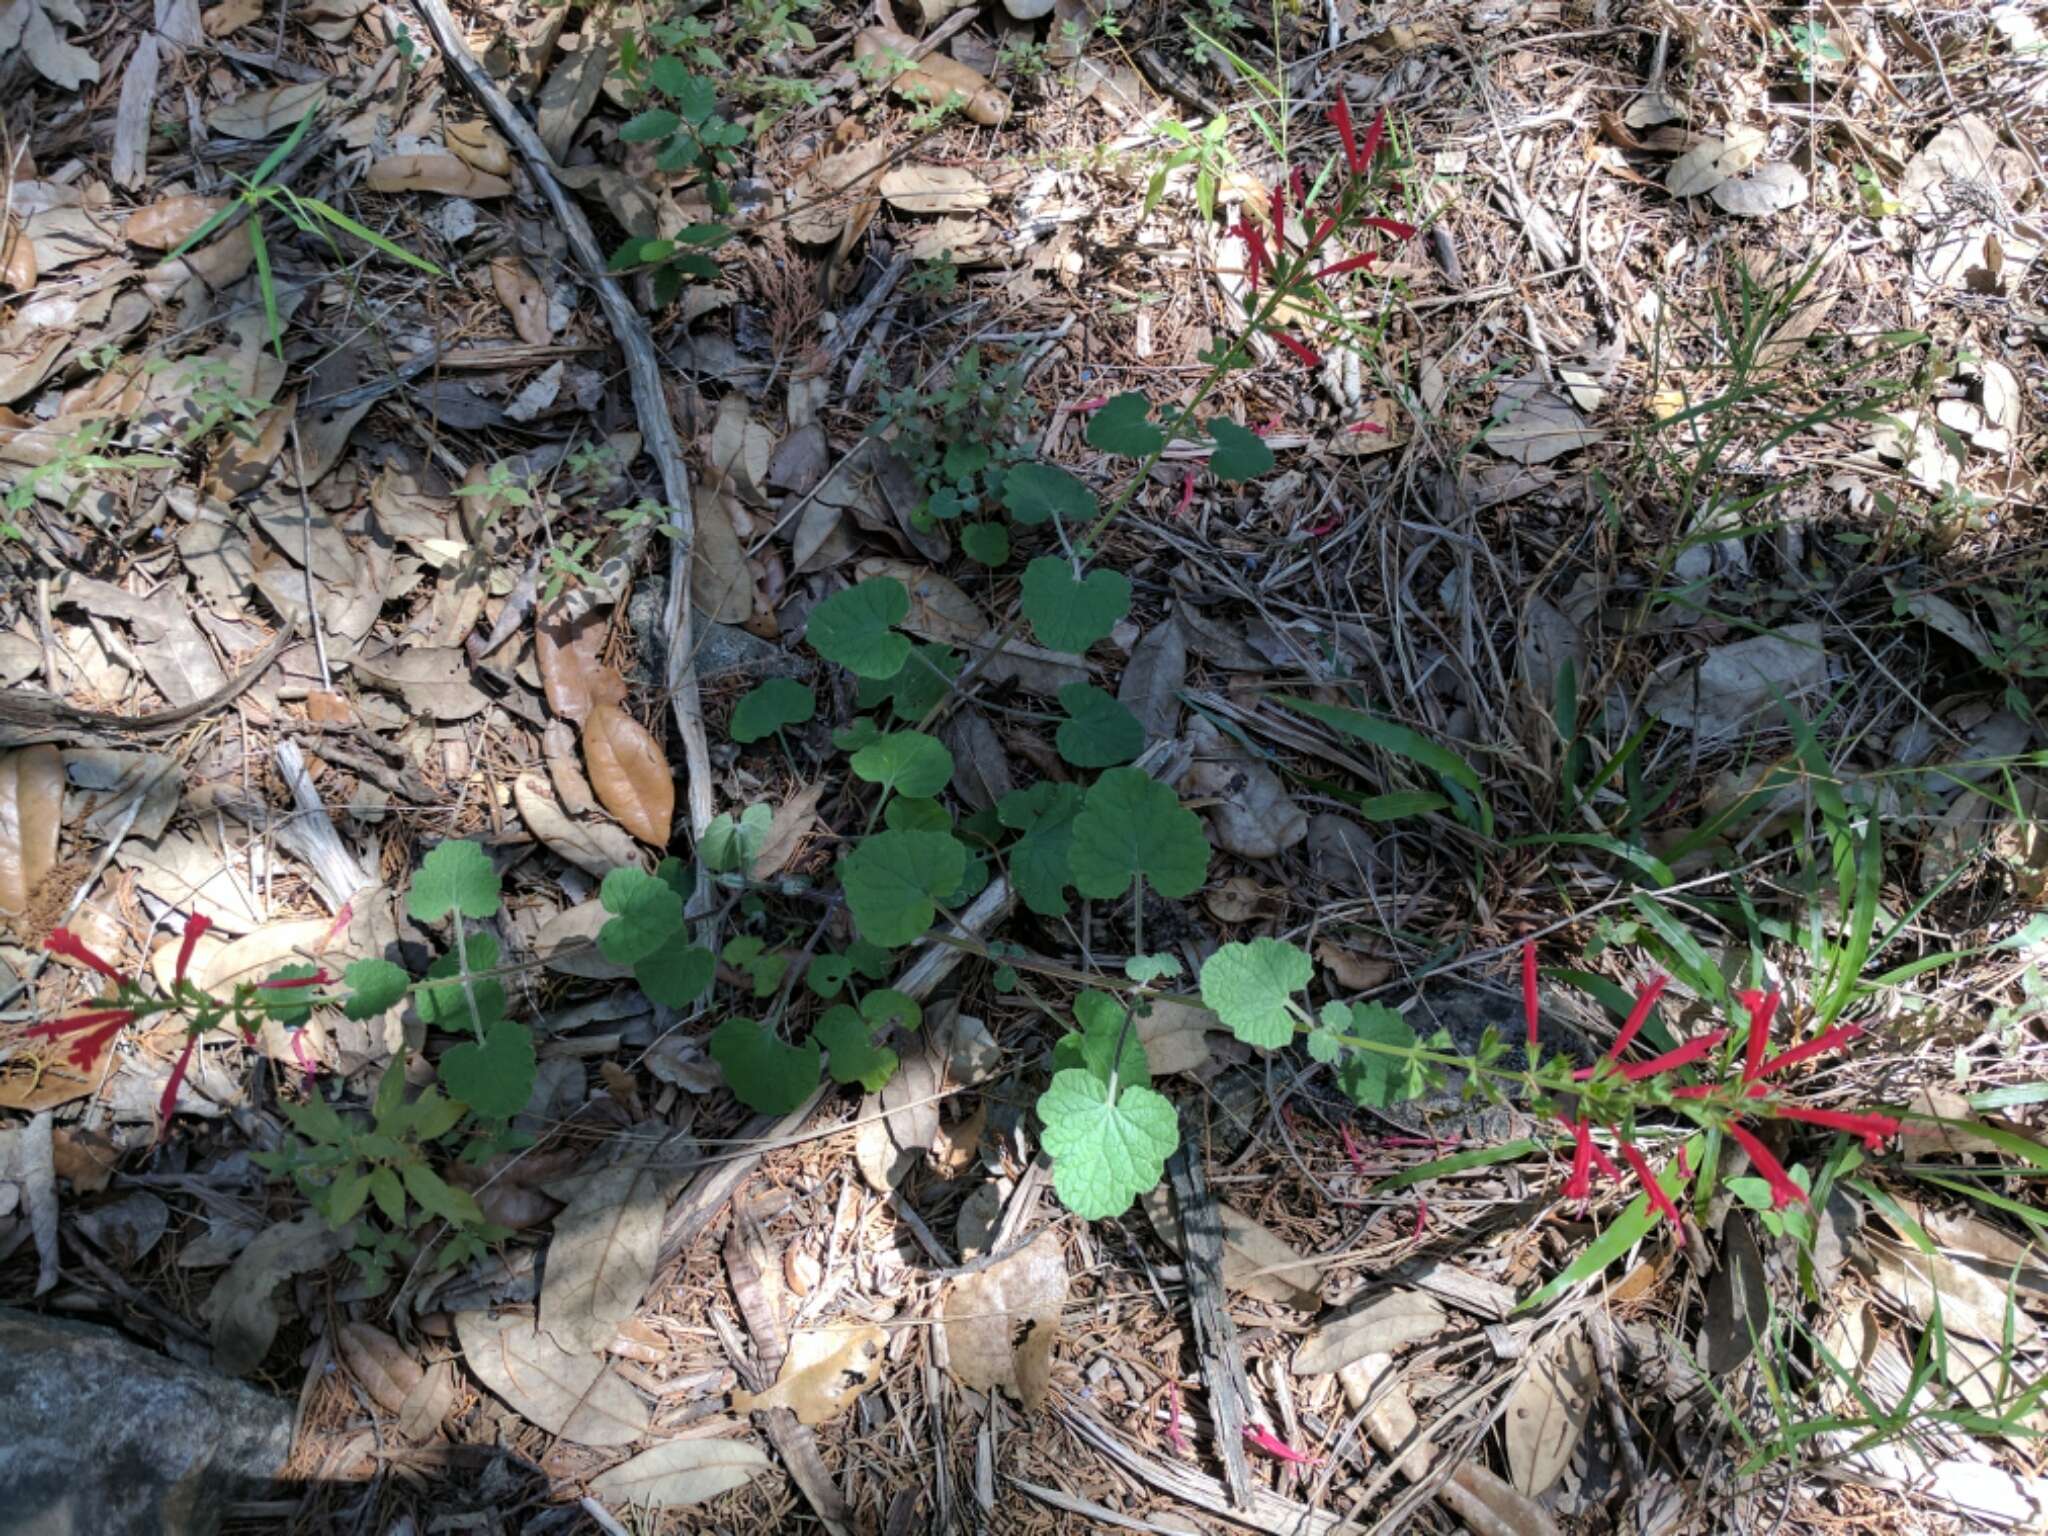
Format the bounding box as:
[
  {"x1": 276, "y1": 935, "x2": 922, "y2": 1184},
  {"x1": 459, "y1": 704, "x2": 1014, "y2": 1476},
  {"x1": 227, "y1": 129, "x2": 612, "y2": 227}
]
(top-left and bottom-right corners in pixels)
[
  {"x1": 1021, "y1": 559, "x2": 1130, "y2": 655},
  {"x1": 839, "y1": 829, "x2": 967, "y2": 947},
  {"x1": 1068, "y1": 768, "x2": 1210, "y2": 900},
  {"x1": 730, "y1": 678, "x2": 816, "y2": 743},
  {"x1": 407, "y1": 841, "x2": 500, "y2": 923},
  {"x1": 1199, "y1": 938, "x2": 1313, "y2": 1049},
  {"x1": 1085, "y1": 392, "x2": 1164, "y2": 457},
  {"x1": 808, "y1": 578, "x2": 911, "y2": 679},
  {"x1": 709, "y1": 1017, "x2": 822, "y2": 1114},
  {"x1": 850, "y1": 731, "x2": 954, "y2": 799},
  {"x1": 1056, "y1": 683, "x2": 1143, "y2": 767},
  {"x1": 598, "y1": 866, "x2": 686, "y2": 965},
  {"x1": 997, "y1": 781, "x2": 1085, "y2": 918},
  {"x1": 1037, "y1": 1070, "x2": 1178, "y2": 1218}
]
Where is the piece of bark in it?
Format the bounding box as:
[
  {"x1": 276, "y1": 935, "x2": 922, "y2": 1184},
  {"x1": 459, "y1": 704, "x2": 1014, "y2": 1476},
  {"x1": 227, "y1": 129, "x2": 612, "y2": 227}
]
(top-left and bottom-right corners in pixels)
[{"x1": 1167, "y1": 1142, "x2": 1255, "y2": 1507}]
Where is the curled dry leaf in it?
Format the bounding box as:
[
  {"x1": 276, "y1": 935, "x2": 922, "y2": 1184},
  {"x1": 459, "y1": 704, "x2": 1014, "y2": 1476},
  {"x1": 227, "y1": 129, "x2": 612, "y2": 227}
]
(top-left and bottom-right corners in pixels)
[
  {"x1": 206, "y1": 80, "x2": 329, "y2": 139},
  {"x1": 589, "y1": 1438, "x2": 774, "y2": 1508},
  {"x1": 1870, "y1": 1238, "x2": 2042, "y2": 1345},
  {"x1": 691, "y1": 476, "x2": 755, "y2": 625},
  {"x1": 732, "y1": 1325, "x2": 887, "y2": 1424},
  {"x1": 364, "y1": 154, "x2": 512, "y2": 199},
  {"x1": 0, "y1": 216, "x2": 34, "y2": 292},
  {"x1": 446, "y1": 119, "x2": 513, "y2": 177},
  {"x1": 584, "y1": 700, "x2": 675, "y2": 846},
  {"x1": 491, "y1": 256, "x2": 551, "y2": 346},
  {"x1": 854, "y1": 28, "x2": 1008, "y2": 126},
  {"x1": 533, "y1": 606, "x2": 620, "y2": 725},
  {"x1": 0, "y1": 745, "x2": 65, "y2": 913},
  {"x1": 123, "y1": 196, "x2": 229, "y2": 252},
  {"x1": 855, "y1": 558, "x2": 989, "y2": 644},
  {"x1": 336, "y1": 1321, "x2": 452, "y2": 1437},
  {"x1": 1486, "y1": 379, "x2": 1605, "y2": 465},
  {"x1": 1710, "y1": 163, "x2": 1808, "y2": 217},
  {"x1": 1293, "y1": 1289, "x2": 1447, "y2": 1376},
  {"x1": 1503, "y1": 1325, "x2": 1597, "y2": 1497},
  {"x1": 1133, "y1": 998, "x2": 1224, "y2": 1076},
  {"x1": 1142, "y1": 1188, "x2": 1322, "y2": 1308},
  {"x1": 943, "y1": 1227, "x2": 1068, "y2": 1410},
  {"x1": 200, "y1": 1210, "x2": 346, "y2": 1375},
  {"x1": 515, "y1": 773, "x2": 645, "y2": 880},
  {"x1": 456, "y1": 1308, "x2": 650, "y2": 1445},
  {"x1": 1665, "y1": 126, "x2": 1766, "y2": 198}
]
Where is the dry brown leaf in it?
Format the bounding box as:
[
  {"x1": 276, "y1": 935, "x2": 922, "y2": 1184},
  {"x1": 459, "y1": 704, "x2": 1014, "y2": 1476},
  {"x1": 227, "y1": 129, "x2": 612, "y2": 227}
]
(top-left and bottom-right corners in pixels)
[
  {"x1": 943, "y1": 1228, "x2": 1068, "y2": 1410},
  {"x1": 589, "y1": 1439, "x2": 773, "y2": 1508},
  {"x1": 1503, "y1": 1325, "x2": 1596, "y2": 1496},
  {"x1": 732, "y1": 1325, "x2": 887, "y2": 1424},
  {"x1": 853, "y1": 30, "x2": 1008, "y2": 126},
  {"x1": 1143, "y1": 1189, "x2": 1321, "y2": 1308},
  {"x1": 585, "y1": 700, "x2": 674, "y2": 845},
  {"x1": 1314, "y1": 940, "x2": 1391, "y2": 991},
  {"x1": 539, "y1": 1133, "x2": 680, "y2": 1355},
  {"x1": 446, "y1": 119, "x2": 513, "y2": 176},
  {"x1": 879, "y1": 165, "x2": 992, "y2": 214},
  {"x1": 787, "y1": 139, "x2": 890, "y2": 245},
  {"x1": 490, "y1": 256, "x2": 551, "y2": 345},
  {"x1": 202, "y1": 0, "x2": 261, "y2": 33},
  {"x1": 0, "y1": 745, "x2": 64, "y2": 913},
  {"x1": 1132, "y1": 999, "x2": 1222, "y2": 1076},
  {"x1": 751, "y1": 781, "x2": 824, "y2": 881},
  {"x1": 1293, "y1": 1289, "x2": 1446, "y2": 1376},
  {"x1": 2, "y1": 217, "x2": 38, "y2": 291},
  {"x1": 206, "y1": 81, "x2": 329, "y2": 139},
  {"x1": 1710, "y1": 163, "x2": 1808, "y2": 217},
  {"x1": 533, "y1": 605, "x2": 619, "y2": 724},
  {"x1": 855, "y1": 558, "x2": 988, "y2": 643},
  {"x1": 455, "y1": 1309, "x2": 649, "y2": 1445},
  {"x1": 1871, "y1": 1239, "x2": 2042, "y2": 1345},
  {"x1": 515, "y1": 774, "x2": 644, "y2": 880},
  {"x1": 691, "y1": 476, "x2": 754, "y2": 625},
  {"x1": 337, "y1": 1323, "x2": 426, "y2": 1418},
  {"x1": 364, "y1": 154, "x2": 511, "y2": 199},
  {"x1": 1486, "y1": 378, "x2": 1605, "y2": 464}
]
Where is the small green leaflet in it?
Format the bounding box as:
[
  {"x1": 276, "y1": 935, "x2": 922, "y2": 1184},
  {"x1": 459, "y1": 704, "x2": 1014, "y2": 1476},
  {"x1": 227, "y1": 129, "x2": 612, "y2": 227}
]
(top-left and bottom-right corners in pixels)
[
  {"x1": 598, "y1": 866, "x2": 685, "y2": 964},
  {"x1": 808, "y1": 578, "x2": 911, "y2": 679},
  {"x1": 1020, "y1": 559, "x2": 1131, "y2": 654},
  {"x1": 1207, "y1": 417, "x2": 1274, "y2": 481},
  {"x1": 620, "y1": 108, "x2": 680, "y2": 141},
  {"x1": 884, "y1": 796, "x2": 951, "y2": 833},
  {"x1": 1125, "y1": 953, "x2": 1182, "y2": 984},
  {"x1": 636, "y1": 944, "x2": 715, "y2": 1007},
  {"x1": 839, "y1": 829, "x2": 968, "y2": 947},
  {"x1": 1068, "y1": 768, "x2": 1211, "y2": 899},
  {"x1": 997, "y1": 782, "x2": 1085, "y2": 917},
  {"x1": 1036, "y1": 1070, "x2": 1179, "y2": 1219},
  {"x1": 1051, "y1": 990, "x2": 1150, "y2": 1088},
  {"x1": 815, "y1": 1007, "x2": 897, "y2": 1090},
  {"x1": 437, "y1": 1020, "x2": 537, "y2": 1121},
  {"x1": 960, "y1": 522, "x2": 1010, "y2": 565},
  {"x1": 404, "y1": 1162, "x2": 484, "y2": 1227},
  {"x1": 860, "y1": 988, "x2": 922, "y2": 1032},
  {"x1": 1055, "y1": 684, "x2": 1143, "y2": 767},
  {"x1": 1199, "y1": 939, "x2": 1312, "y2": 1048},
  {"x1": 408, "y1": 840, "x2": 500, "y2": 923},
  {"x1": 701, "y1": 803, "x2": 772, "y2": 873},
  {"x1": 729, "y1": 678, "x2": 815, "y2": 743},
  {"x1": 710, "y1": 1017, "x2": 822, "y2": 1114},
  {"x1": 341, "y1": 957, "x2": 409, "y2": 1020},
  {"x1": 1085, "y1": 392, "x2": 1164, "y2": 457},
  {"x1": 807, "y1": 953, "x2": 853, "y2": 998},
  {"x1": 1332, "y1": 1002, "x2": 1428, "y2": 1109},
  {"x1": 1002, "y1": 462, "x2": 1095, "y2": 527},
  {"x1": 850, "y1": 731, "x2": 954, "y2": 798}
]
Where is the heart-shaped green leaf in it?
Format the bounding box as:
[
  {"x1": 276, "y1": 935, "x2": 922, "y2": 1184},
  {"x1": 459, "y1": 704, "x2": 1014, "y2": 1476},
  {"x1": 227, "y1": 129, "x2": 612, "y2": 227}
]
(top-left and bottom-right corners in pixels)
[
  {"x1": 408, "y1": 840, "x2": 500, "y2": 923},
  {"x1": 701, "y1": 803, "x2": 772, "y2": 873},
  {"x1": 1199, "y1": 938, "x2": 1312, "y2": 1048},
  {"x1": 1055, "y1": 683, "x2": 1143, "y2": 767},
  {"x1": 1069, "y1": 768, "x2": 1210, "y2": 899},
  {"x1": 1085, "y1": 392, "x2": 1164, "y2": 457},
  {"x1": 997, "y1": 781, "x2": 1085, "y2": 918},
  {"x1": 437, "y1": 1019, "x2": 537, "y2": 1121},
  {"x1": 598, "y1": 866, "x2": 686, "y2": 965},
  {"x1": 1003, "y1": 462, "x2": 1096, "y2": 526},
  {"x1": 709, "y1": 1017, "x2": 821, "y2": 1113},
  {"x1": 839, "y1": 829, "x2": 967, "y2": 947},
  {"x1": 1207, "y1": 417, "x2": 1274, "y2": 481},
  {"x1": 1036, "y1": 1069, "x2": 1178, "y2": 1218},
  {"x1": 1021, "y1": 558, "x2": 1130, "y2": 654},
  {"x1": 635, "y1": 945, "x2": 715, "y2": 1007},
  {"x1": 1051, "y1": 990, "x2": 1150, "y2": 1088},
  {"x1": 342, "y1": 957, "x2": 409, "y2": 1020},
  {"x1": 729, "y1": 678, "x2": 816, "y2": 743},
  {"x1": 960, "y1": 522, "x2": 1010, "y2": 565},
  {"x1": 808, "y1": 578, "x2": 911, "y2": 679},
  {"x1": 850, "y1": 730, "x2": 954, "y2": 799},
  {"x1": 815, "y1": 1006, "x2": 898, "y2": 1090}
]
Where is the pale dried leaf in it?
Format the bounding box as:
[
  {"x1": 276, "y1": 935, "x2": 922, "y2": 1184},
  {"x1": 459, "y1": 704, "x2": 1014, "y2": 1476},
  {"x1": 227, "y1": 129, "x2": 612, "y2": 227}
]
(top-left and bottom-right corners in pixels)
[
  {"x1": 1294, "y1": 1289, "x2": 1446, "y2": 1375},
  {"x1": 787, "y1": 140, "x2": 891, "y2": 245},
  {"x1": 491, "y1": 256, "x2": 551, "y2": 345},
  {"x1": 515, "y1": 774, "x2": 645, "y2": 880},
  {"x1": 1486, "y1": 379, "x2": 1604, "y2": 465},
  {"x1": 1133, "y1": 999, "x2": 1222, "y2": 1076},
  {"x1": 584, "y1": 701, "x2": 675, "y2": 845},
  {"x1": 17, "y1": 0, "x2": 101, "y2": 89},
  {"x1": 1701, "y1": 1214, "x2": 1770, "y2": 1373},
  {"x1": 446, "y1": 119, "x2": 513, "y2": 176},
  {"x1": 206, "y1": 80, "x2": 328, "y2": 139},
  {"x1": 856, "y1": 558, "x2": 988, "y2": 644},
  {"x1": 752, "y1": 781, "x2": 824, "y2": 881},
  {"x1": 589, "y1": 1438, "x2": 773, "y2": 1507},
  {"x1": 337, "y1": 1323, "x2": 425, "y2": 1417},
  {"x1": 1143, "y1": 1189, "x2": 1321, "y2": 1307},
  {"x1": 691, "y1": 479, "x2": 754, "y2": 624},
  {"x1": 364, "y1": 154, "x2": 511, "y2": 199},
  {"x1": 1503, "y1": 1324, "x2": 1596, "y2": 1496},
  {"x1": 1710, "y1": 163, "x2": 1808, "y2": 217},
  {"x1": 533, "y1": 900, "x2": 632, "y2": 979},
  {"x1": 200, "y1": 1210, "x2": 345, "y2": 1374},
  {"x1": 1643, "y1": 624, "x2": 1826, "y2": 738},
  {"x1": 732, "y1": 1325, "x2": 887, "y2": 1424},
  {"x1": 879, "y1": 165, "x2": 992, "y2": 214},
  {"x1": 1871, "y1": 1239, "x2": 2041, "y2": 1345},
  {"x1": 455, "y1": 1309, "x2": 650, "y2": 1445},
  {"x1": 540, "y1": 1137, "x2": 681, "y2": 1355},
  {"x1": 943, "y1": 1227, "x2": 1068, "y2": 1410}
]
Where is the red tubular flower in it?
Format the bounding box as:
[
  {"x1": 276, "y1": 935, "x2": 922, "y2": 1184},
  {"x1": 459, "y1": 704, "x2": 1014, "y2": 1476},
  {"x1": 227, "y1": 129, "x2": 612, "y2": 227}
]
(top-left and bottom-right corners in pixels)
[
  {"x1": 1617, "y1": 1029, "x2": 1728, "y2": 1082},
  {"x1": 1345, "y1": 419, "x2": 1386, "y2": 436},
  {"x1": 254, "y1": 970, "x2": 333, "y2": 990},
  {"x1": 1271, "y1": 182, "x2": 1289, "y2": 248},
  {"x1": 158, "y1": 1034, "x2": 199, "y2": 1123},
  {"x1": 1308, "y1": 213, "x2": 1339, "y2": 249},
  {"x1": 25, "y1": 1008, "x2": 136, "y2": 1071},
  {"x1": 1329, "y1": 95, "x2": 1364, "y2": 174},
  {"x1": 1738, "y1": 988, "x2": 1779, "y2": 1082},
  {"x1": 1618, "y1": 1140, "x2": 1685, "y2": 1245},
  {"x1": 1521, "y1": 941, "x2": 1540, "y2": 1049},
  {"x1": 1606, "y1": 974, "x2": 1670, "y2": 1061},
  {"x1": 1174, "y1": 468, "x2": 1195, "y2": 517},
  {"x1": 1727, "y1": 1121, "x2": 1806, "y2": 1207},
  {"x1": 1771, "y1": 1105, "x2": 1901, "y2": 1152},
  {"x1": 1340, "y1": 1122, "x2": 1369, "y2": 1176},
  {"x1": 1359, "y1": 215, "x2": 1417, "y2": 240},
  {"x1": 174, "y1": 913, "x2": 214, "y2": 985},
  {"x1": 1358, "y1": 106, "x2": 1387, "y2": 168},
  {"x1": 1274, "y1": 332, "x2": 1321, "y2": 369},
  {"x1": 1313, "y1": 253, "x2": 1380, "y2": 282},
  {"x1": 1563, "y1": 1118, "x2": 1595, "y2": 1202},
  {"x1": 1290, "y1": 164, "x2": 1307, "y2": 208},
  {"x1": 1244, "y1": 1424, "x2": 1323, "y2": 1466},
  {"x1": 1755, "y1": 1024, "x2": 1861, "y2": 1080},
  {"x1": 1165, "y1": 1378, "x2": 1189, "y2": 1454},
  {"x1": 45, "y1": 927, "x2": 122, "y2": 982},
  {"x1": 1232, "y1": 220, "x2": 1268, "y2": 286}
]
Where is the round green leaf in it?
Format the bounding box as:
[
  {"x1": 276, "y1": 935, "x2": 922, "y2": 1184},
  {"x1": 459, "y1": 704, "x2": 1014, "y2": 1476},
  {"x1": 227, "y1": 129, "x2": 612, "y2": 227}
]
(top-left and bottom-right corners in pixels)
[
  {"x1": 815, "y1": 1006, "x2": 898, "y2": 1091},
  {"x1": 417, "y1": 934, "x2": 506, "y2": 1031},
  {"x1": 960, "y1": 522, "x2": 1010, "y2": 565},
  {"x1": 408, "y1": 840, "x2": 501, "y2": 923},
  {"x1": 996, "y1": 782, "x2": 1085, "y2": 918},
  {"x1": 1051, "y1": 990, "x2": 1149, "y2": 1088},
  {"x1": 1085, "y1": 392, "x2": 1165, "y2": 457},
  {"x1": 1021, "y1": 558, "x2": 1130, "y2": 654},
  {"x1": 635, "y1": 944, "x2": 715, "y2": 1007},
  {"x1": 1207, "y1": 417, "x2": 1275, "y2": 481},
  {"x1": 839, "y1": 829, "x2": 967, "y2": 947},
  {"x1": 1003, "y1": 462, "x2": 1096, "y2": 527},
  {"x1": 701, "y1": 803, "x2": 772, "y2": 873},
  {"x1": 1055, "y1": 683, "x2": 1143, "y2": 767},
  {"x1": 861, "y1": 988, "x2": 922, "y2": 1033},
  {"x1": 808, "y1": 578, "x2": 911, "y2": 679},
  {"x1": 850, "y1": 731, "x2": 954, "y2": 799},
  {"x1": 436, "y1": 1020, "x2": 537, "y2": 1121},
  {"x1": 709, "y1": 1017, "x2": 822, "y2": 1113},
  {"x1": 342, "y1": 957, "x2": 409, "y2": 1020},
  {"x1": 1199, "y1": 938, "x2": 1313, "y2": 1049},
  {"x1": 1036, "y1": 1070, "x2": 1179, "y2": 1218},
  {"x1": 730, "y1": 678, "x2": 816, "y2": 743},
  {"x1": 598, "y1": 866, "x2": 686, "y2": 964},
  {"x1": 1068, "y1": 768, "x2": 1210, "y2": 900},
  {"x1": 1332, "y1": 1002, "x2": 1426, "y2": 1108}
]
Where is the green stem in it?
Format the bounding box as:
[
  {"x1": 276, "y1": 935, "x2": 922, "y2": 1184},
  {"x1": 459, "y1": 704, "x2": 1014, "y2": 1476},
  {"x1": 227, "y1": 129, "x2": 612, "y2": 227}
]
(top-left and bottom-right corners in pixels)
[{"x1": 450, "y1": 920, "x2": 486, "y2": 1043}]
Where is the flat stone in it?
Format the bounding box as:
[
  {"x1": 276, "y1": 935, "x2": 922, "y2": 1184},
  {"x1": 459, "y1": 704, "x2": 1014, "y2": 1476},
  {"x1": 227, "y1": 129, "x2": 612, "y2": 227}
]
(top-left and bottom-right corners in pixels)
[{"x1": 0, "y1": 1307, "x2": 292, "y2": 1536}]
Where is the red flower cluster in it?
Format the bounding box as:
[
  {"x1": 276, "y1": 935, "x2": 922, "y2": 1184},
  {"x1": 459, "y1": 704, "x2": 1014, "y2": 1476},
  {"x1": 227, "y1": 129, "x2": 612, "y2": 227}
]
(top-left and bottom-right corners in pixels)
[
  {"x1": 1223, "y1": 96, "x2": 1413, "y2": 371},
  {"x1": 1521, "y1": 957, "x2": 1902, "y2": 1243}
]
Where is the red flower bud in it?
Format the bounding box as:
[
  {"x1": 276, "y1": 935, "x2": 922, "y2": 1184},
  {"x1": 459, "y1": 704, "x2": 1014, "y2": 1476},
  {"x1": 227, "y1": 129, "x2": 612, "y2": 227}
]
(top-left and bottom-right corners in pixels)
[
  {"x1": 1755, "y1": 1024, "x2": 1861, "y2": 1080},
  {"x1": 1738, "y1": 988, "x2": 1779, "y2": 1082},
  {"x1": 158, "y1": 1034, "x2": 199, "y2": 1124},
  {"x1": 174, "y1": 913, "x2": 213, "y2": 985},
  {"x1": 1727, "y1": 1121, "x2": 1806, "y2": 1207},
  {"x1": 1313, "y1": 254, "x2": 1380, "y2": 283},
  {"x1": 1328, "y1": 96, "x2": 1365, "y2": 174},
  {"x1": 1770, "y1": 1104, "x2": 1901, "y2": 1152},
  {"x1": 1606, "y1": 974, "x2": 1669, "y2": 1061},
  {"x1": 25, "y1": 1008, "x2": 136, "y2": 1071},
  {"x1": 1617, "y1": 1029, "x2": 1728, "y2": 1082},
  {"x1": 45, "y1": 927, "x2": 122, "y2": 982},
  {"x1": 1359, "y1": 215, "x2": 1416, "y2": 241},
  {"x1": 1521, "y1": 941, "x2": 1540, "y2": 1049},
  {"x1": 1274, "y1": 332, "x2": 1321, "y2": 369},
  {"x1": 1618, "y1": 1139, "x2": 1685, "y2": 1245}
]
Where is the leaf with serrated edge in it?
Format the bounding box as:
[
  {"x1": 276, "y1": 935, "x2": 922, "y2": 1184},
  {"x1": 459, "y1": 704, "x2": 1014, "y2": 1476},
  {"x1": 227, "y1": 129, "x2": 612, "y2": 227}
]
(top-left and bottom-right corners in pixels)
[
  {"x1": 597, "y1": 866, "x2": 685, "y2": 964},
  {"x1": 408, "y1": 840, "x2": 499, "y2": 922},
  {"x1": 1199, "y1": 938, "x2": 1312, "y2": 1048},
  {"x1": 455, "y1": 1309, "x2": 649, "y2": 1445},
  {"x1": 1037, "y1": 1069, "x2": 1178, "y2": 1218},
  {"x1": 840, "y1": 828, "x2": 966, "y2": 947},
  {"x1": 809, "y1": 578, "x2": 911, "y2": 679}
]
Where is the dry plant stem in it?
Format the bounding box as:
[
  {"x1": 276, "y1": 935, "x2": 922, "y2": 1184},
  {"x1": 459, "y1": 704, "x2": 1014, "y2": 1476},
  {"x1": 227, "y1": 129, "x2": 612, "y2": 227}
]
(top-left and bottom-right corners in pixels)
[
  {"x1": 1169, "y1": 1141, "x2": 1257, "y2": 1507},
  {"x1": 409, "y1": 0, "x2": 716, "y2": 863}
]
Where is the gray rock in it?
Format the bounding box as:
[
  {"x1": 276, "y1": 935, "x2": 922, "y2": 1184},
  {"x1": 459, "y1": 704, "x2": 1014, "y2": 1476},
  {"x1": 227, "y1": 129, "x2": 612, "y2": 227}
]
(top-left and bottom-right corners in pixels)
[{"x1": 0, "y1": 1307, "x2": 292, "y2": 1536}]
